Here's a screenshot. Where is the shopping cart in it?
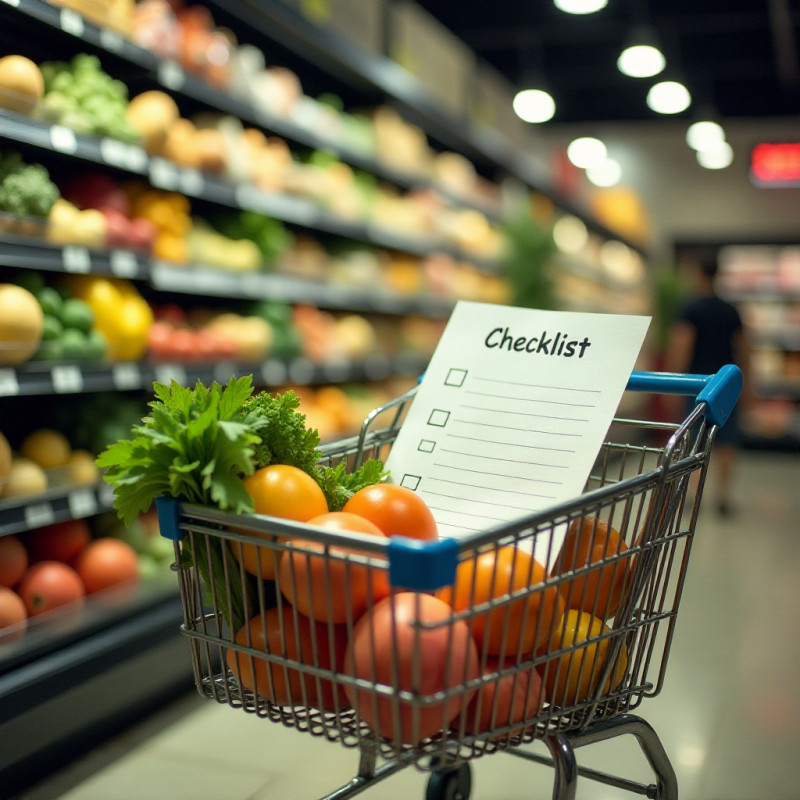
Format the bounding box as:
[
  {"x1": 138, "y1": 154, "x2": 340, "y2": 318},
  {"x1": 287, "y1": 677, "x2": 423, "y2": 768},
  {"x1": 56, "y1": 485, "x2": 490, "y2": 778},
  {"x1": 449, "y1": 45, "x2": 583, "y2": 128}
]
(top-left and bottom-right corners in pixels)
[{"x1": 155, "y1": 365, "x2": 742, "y2": 800}]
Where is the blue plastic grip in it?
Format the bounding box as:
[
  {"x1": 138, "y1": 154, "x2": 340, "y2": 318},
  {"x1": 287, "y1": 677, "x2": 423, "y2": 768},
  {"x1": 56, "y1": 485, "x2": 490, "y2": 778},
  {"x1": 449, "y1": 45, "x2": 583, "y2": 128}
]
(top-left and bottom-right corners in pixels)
[
  {"x1": 387, "y1": 535, "x2": 459, "y2": 591},
  {"x1": 156, "y1": 496, "x2": 184, "y2": 541},
  {"x1": 626, "y1": 364, "x2": 743, "y2": 426}
]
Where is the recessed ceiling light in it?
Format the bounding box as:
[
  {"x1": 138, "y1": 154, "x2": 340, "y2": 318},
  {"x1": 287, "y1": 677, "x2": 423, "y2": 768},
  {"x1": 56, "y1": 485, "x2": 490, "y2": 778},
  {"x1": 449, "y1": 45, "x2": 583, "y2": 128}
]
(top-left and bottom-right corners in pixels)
[
  {"x1": 566, "y1": 137, "x2": 607, "y2": 168},
  {"x1": 586, "y1": 157, "x2": 622, "y2": 187},
  {"x1": 513, "y1": 89, "x2": 556, "y2": 123},
  {"x1": 686, "y1": 120, "x2": 726, "y2": 151},
  {"x1": 646, "y1": 81, "x2": 691, "y2": 114},
  {"x1": 554, "y1": 0, "x2": 608, "y2": 13},
  {"x1": 697, "y1": 141, "x2": 734, "y2": 169},
  {"x1": 617, "y1": 44, "x2": 666, "y2": 78}
]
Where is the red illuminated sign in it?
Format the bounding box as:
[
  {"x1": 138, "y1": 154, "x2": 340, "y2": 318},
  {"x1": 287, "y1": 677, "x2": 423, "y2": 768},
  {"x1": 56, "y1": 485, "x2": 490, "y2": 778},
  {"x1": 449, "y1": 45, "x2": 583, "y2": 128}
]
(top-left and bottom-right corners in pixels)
[{"x1": 750, "y1": 142, "x2": 800, "y2": 187}]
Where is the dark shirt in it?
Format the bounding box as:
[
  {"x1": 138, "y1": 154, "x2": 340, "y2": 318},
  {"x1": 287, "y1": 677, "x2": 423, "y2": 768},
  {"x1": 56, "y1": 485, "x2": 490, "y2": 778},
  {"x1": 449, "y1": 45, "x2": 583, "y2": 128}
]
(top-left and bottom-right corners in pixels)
[{"x1": 676, "y1": 295, "x2": 743, "y2": 374}]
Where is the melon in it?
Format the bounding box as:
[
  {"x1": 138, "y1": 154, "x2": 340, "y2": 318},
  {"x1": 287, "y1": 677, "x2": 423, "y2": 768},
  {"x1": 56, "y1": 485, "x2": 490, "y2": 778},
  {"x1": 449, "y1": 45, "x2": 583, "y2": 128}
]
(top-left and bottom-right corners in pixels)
[
  {"x1": 0, "y1": 285, "x2": 44, "y2": 365},
  {"x1": 0, "y1": 55, "x2": 44, "y2": 115}
]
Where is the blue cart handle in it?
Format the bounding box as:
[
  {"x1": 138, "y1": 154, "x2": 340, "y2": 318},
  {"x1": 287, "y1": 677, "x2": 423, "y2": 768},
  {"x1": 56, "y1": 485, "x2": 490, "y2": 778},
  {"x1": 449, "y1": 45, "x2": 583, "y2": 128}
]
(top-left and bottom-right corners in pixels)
[{"x1": 626, "y1": 364, "x2": 742, "y2": 427}]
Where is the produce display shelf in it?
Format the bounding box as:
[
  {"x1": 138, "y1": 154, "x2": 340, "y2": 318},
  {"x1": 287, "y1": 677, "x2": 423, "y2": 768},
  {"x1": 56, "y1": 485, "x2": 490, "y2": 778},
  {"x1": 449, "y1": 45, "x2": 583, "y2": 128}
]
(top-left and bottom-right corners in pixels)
[
  {"x1": 0, "y1": 109, "x2": 501, "y2": 271},
  {"x1": 0, "y1": 480, "x2": 115, "y2": 538},
  {"x1": 1, "y1": 0, "x2": 505, "y2": 224},
  {"x1": 209, "y1": 0, "x2": 646, "y2": 254},
  {"x1": 0, "y1": 352, "x2": 431, "y2": 399},
  {"x1": 0, "y1": 235, "x2": 457, "y2": 316}
]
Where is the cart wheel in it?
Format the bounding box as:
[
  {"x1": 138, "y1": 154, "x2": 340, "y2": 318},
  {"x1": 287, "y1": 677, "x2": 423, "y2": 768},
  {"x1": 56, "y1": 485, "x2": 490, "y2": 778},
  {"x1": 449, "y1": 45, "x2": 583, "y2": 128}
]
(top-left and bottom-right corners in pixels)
[{"x1": 425, "y1": 762, "x2": 471, "y2": 800}]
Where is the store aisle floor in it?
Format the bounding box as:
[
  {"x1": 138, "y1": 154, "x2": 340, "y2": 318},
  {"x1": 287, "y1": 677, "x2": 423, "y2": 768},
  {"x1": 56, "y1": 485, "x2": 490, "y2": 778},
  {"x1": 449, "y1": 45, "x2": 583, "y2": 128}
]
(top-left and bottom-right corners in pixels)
[{"x1": 17, "y1": 450, "x2": 800, "y2": 800}]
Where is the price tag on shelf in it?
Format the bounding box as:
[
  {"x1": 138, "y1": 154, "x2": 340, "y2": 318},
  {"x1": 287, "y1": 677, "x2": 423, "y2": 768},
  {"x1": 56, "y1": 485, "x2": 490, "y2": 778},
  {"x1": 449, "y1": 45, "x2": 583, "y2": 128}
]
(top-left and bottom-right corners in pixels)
[
  {"x1": 110, "y1": 249, "x2": 139, "y2": 278},
  {"x1": 0, "y1": 368, "x2": 19, "y2": 397},
  {"x1": 234, "y1": 184, "x2": 264, "y2": 211},
  {"x1": 99, "y1": 137, "x2": 128, "y2": 168},
  {"x1": 112, "y1": 362, "x2": 142, "y2": 390},
  {"x1": 261, "y1": 359, "x2": 288, "y2": 386},
  {"x1": 124, "y1": 145, "x2": 148, "y2": 173},
  {"x1": 99, "y1": 481, "x2": 116, "y2": 508},
  {"x1": 68, "y1": 488, "x2": 98, "y2": 519},
  {"x1": 363, "y1": 353, "x2": 391, "y2": 380},
  {"x1": 158, "y1": 60, "x2": 186, "y2": 91},
  {"x1": 51, "y1": 365, "x2": 84, "y2": 394},
  {"x1": 62, "y1": 245, "x2": 92, "y2": 273},
  {"x1": 50, "y1": 125, "x2": 78, "y2": 155},
  {"x1": 99, "y1": 28, "x2": 124, "y2": 53},
  {"x1": 154, "y1": 364, "x2": 188, "y2": 386},
  {"x1": 149, "y1": 157, "x2": 179, "y2": 190},
  {"x1": 25, "y1": 502, "x2": 56, "y2": 529},
  {"x1": 59, "y1": 8, "x2": 85, "y2": 37},
  {"x1": 288, "y1": 358, "x2": 315, "y2": 385},
  {"x1": 178, "y1": 168, "x2": 205, "y2": 196},
  {"x1": 1, "y1": 0, "x2": 21, "y2": 8},
  {"x1": 322, "y1": 357, "x2": 351, "y2": 383}
]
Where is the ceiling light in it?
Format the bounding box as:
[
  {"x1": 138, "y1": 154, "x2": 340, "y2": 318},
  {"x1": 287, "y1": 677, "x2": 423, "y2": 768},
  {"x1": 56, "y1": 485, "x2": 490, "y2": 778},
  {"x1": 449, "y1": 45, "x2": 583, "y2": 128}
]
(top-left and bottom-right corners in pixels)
[
  {"x1": 697, "y1": 141, "x2": 734, "y2": 169},
  {"x1": 617, "y1": 44, "x2": 666, "y2": 78},
  {"x1": 554, "y1": 0, "x2": 608, "y2": 13},
  {"x1": 567, "y1": 137, "x2": 607, "y2": 168},
  {"x1": 586, "y1": 157, "x2": 622, "y2": 187},
  {"x1": 686, "y1": 120, "x2": 726, "y2": 151},
  {"x1": 646, "y1": 81, "x2": 691, "y2": 114},
  {"x1": 513, "y1": 88, "x2": 556, "y2": 123}
]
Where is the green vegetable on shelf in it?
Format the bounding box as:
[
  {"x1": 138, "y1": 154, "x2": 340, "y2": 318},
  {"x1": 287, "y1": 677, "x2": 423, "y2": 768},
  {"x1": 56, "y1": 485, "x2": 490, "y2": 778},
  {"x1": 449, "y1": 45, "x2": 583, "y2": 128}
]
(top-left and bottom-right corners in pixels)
[
  {"x1": 214, "y1": 210, "x2": 294, "y2": 264},
  {"x1": 0, "y1": 152, "x2": 60, "y2": 217}
]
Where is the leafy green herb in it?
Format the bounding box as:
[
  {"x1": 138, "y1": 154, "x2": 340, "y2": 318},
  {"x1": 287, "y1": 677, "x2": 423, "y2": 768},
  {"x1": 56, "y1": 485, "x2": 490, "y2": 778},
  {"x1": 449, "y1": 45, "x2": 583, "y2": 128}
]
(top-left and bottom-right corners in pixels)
[{"x1": 317, "y1": 459, "x2": 389, "y2": 511}]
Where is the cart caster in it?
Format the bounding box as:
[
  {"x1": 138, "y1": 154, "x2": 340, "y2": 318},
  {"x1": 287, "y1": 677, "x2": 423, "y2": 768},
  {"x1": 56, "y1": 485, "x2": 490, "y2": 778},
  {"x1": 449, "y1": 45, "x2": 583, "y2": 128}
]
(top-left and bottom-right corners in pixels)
[{"x1": 425, "y1": 762, "x2": 471, "y2": 800}]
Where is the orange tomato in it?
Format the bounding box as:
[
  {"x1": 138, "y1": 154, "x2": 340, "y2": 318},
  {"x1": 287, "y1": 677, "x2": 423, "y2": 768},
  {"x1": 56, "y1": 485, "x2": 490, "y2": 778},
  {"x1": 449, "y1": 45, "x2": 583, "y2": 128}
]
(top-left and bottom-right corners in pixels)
[
  {"x1": 225, "y1": 606, "x2": 349, "y2": 712},
  {"x1": 27, "y1": 519, "x2": 90, "y2": 565},
  {"x1": 18, "y1": 561, "x2": 85, "y2": 616},
  {"x1": 232, "y1": 465, "x2": 329, "y2": 580},
  {"x1": 74, "y1": 538, "x2": 140, "y2": 593},
  {"x1": 343, "y1": 483, "x2": 438, "y2": 541},
  {"x1": 344, "y1": 592, "x2": 479, "y2": 744},
  {"x1": 0, "y1": 587, "x2": 27, "y2": 640},
  {"x1": 438, "y1": 546, "x2": 563, "y2": 658},
  {"x1": 543, "y1": 609, "x2": 628, "y2": 708},
  {"x1": 553, "y1": 516, "x2": 631, "y2": 619},
  {"x1": 0, "y1": 535, "x2": 28, "y2": 588},
  {"x1": 278, "y1": 512, "x2": 389, "y2": 623}
]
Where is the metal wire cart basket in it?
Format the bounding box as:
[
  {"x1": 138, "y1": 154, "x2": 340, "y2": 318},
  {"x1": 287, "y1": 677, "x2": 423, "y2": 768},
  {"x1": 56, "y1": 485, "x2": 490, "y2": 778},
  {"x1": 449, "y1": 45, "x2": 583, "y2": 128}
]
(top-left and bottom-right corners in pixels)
[{"x1": 156, "y1": 365, "x2": 742, "y2": 800}]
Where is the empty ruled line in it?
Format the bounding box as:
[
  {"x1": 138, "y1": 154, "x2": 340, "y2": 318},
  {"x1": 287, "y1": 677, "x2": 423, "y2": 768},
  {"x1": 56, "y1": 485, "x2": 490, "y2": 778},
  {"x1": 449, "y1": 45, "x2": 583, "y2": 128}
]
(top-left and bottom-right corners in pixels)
[
  {"x1": 426, "y1": 476, "x2": 558, "y2": 499},
  {"x1": 458, "y1": 403, "x2": 589, "y2": 423},
  {"x1": 446, "y1": 434, "x2": 576, "y2": 453},
  {"x1": 450, "y1": 419, "x2": 583, "y2": 437},
  {"x1": 425, "y1": 505, "x2": 509, "y2": 523},
  {"x1": 437, "y1": 520, "x2": 485, "y2": 533},
  {"x1": 472, "y1": 376, "x2": 602, "y2": 393},
  {"x1": 431, "y1": 463, "x2": 563, "y2": 485},
  {"x1": 465, "y1": 390, "x2": 595, "y2": 408},
  {"x1": 439, "y1": 448, "x2": 568, "y2": 468},
  {"x1": 422, "y1": 489, "x2": 540, "y2": 513}
]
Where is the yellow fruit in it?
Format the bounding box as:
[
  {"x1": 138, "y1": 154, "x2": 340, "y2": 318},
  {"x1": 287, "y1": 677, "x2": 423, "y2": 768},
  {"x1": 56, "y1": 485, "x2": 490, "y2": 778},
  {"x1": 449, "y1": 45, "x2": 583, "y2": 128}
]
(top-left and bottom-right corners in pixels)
[
  {"x1": 0, "y1": 432, "x2": 11, "y2": 484},
  {"x1": 0, "y1": 285, "x2": 44, "y2": 365},
  {"x1": 20, "y1": 429, "x2": 72, "y2": 470},
  {"x1": 3, "y1": 458, "x2": 48, "y2": 498},
  {"x1": 126, "y1": 90, "x2": 180, "y2": 153},
  {"x1": 0, "y1": 55, "x2": 44, "y2": 115},
  {"x1": 66, "y1": 450, "x2": 100, "y2": 485}
]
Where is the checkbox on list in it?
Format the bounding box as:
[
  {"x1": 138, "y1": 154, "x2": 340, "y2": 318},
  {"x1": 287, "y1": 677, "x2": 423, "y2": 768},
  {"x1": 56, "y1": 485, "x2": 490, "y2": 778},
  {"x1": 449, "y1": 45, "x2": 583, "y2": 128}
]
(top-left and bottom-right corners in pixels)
[
  {"x1": 417, "y1": 439, "x2": 436, "y2": 453},
  {"x1": 400, "y1": 474, "x2": 421, "y2": 491},
  {"x1": 427, "y1": 409, "x2": 450, "y2": 427},
  {"x1": 445, "y1": 368, "x2": 467, "y2": 387}
]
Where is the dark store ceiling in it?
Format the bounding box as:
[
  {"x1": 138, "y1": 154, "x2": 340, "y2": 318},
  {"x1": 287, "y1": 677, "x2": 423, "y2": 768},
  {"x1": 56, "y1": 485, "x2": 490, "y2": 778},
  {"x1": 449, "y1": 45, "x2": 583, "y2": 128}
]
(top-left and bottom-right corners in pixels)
[{"x1": 416, "y1": 0, "x2": 800, "y2": 124}]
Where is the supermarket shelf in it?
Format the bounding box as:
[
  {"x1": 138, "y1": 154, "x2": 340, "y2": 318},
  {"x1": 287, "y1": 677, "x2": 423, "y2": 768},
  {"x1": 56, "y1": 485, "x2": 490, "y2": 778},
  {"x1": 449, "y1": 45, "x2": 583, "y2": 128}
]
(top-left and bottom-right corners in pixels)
[
  {"x1": 0, "y1": 352, "x2": 430, "y2": 398},
  {"x1": 2, "y1": 0, "x2": 505, "y2": 223},
  {"x1": 0, "y1": 109, "x2": 501, "y2": 270},
  {"x1": 0, "y1": 234, "x2": 458, "y2": 315},
  {"x1": 0, "y1": 480, "x2": 115, "y2": 538},
  {"x1": 756, "y1": 379, "x2": 800, "y2": 399}
]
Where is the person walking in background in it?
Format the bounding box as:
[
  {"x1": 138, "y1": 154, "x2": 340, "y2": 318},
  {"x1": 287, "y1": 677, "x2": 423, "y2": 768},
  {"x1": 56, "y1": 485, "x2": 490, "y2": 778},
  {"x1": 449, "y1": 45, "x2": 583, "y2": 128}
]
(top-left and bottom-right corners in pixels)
[{"x1": 665, "y1": 255, "x2": 753, "y2": 516}]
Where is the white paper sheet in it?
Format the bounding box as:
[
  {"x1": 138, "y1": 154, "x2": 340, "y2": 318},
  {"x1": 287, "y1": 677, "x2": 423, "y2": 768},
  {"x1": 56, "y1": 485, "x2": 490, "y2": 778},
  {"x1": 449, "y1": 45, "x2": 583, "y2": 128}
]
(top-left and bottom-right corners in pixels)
[{"x1": 385, "y1": 302, "x2": 651, "y2": 548}]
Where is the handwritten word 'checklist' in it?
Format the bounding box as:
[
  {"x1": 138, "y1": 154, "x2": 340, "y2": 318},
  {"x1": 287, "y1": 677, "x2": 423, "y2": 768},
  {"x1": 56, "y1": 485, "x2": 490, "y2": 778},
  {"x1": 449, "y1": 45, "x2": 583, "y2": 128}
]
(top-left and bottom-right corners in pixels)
[{"x1": 385, "y1": 302, "x2": 650, "y2": 550}]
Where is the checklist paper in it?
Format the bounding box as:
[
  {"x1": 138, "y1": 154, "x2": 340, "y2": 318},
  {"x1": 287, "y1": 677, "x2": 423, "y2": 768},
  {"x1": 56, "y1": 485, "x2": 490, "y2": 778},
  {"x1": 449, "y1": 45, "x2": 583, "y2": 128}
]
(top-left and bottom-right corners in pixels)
[{"x1": 385, "y1": 302, "x2": 651, "y2": 546}]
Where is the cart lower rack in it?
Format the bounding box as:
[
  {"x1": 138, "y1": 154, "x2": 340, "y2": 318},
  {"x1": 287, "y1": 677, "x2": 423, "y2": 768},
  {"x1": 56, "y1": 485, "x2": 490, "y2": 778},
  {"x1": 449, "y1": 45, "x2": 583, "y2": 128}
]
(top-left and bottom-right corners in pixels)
[{"x1": 156, "y1": 366, "x2": 742, "y2": 800}]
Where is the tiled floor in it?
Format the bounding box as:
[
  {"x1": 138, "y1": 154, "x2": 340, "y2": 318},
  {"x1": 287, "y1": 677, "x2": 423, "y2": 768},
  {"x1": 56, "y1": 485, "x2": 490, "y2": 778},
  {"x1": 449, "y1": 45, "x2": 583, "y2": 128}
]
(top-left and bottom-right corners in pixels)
[{"x1": 17, "y1": 450, "x2": 800, "y2": 800}]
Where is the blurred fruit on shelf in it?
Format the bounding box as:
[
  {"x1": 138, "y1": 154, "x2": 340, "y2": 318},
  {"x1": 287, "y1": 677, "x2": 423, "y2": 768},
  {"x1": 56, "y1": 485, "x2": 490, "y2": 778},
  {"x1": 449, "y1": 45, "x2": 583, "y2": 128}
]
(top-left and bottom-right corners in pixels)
[
  {"x1": 0, "y1": 535, "x2": 28, "y2": 588},
  {"x1": 186, "y1": 220, "x2": 262, "y2": 271},
  {"x1": 18, "y1": 560, "x2": 85, "y2": 617},
  {"x1": 0, "y1": 55, "x2": 45, "y2": 115},
  {"x1": 2, "y1": 458, "x2": 48, "y2": 498},
  {"x1": 27, "y1": 519, "x2": 91, "y2": 565},
  {"x1": 46, "y1": 200, "x2": 107, "y2": 248},
  {"x1": 0, "y1": 284, "x2": 43, "y2": 365},
  {"x1": 0, "y1": 152, "x2": 60, "y2": 219},
  {"x1": 0, "y1": 431, "x2": 11, "y2": 487},
  {"x1": 0, "y1": 586, "x2": 27, "y2": 639},
  {"x1": 126, "y1": 90, "x2": 181, "y2": 154},
  {"x1": 50, "y1": 0, "x2": 133, "y2": 34},
  {"x1": 214, "y1": 210, "x2": 293, "y2": 264},
  {"x1": 75, "y1": 537, "x2": 140, "y2": 594},
  {"x1": 21, "y1": 428, "x2": 71, "y2": 470}
]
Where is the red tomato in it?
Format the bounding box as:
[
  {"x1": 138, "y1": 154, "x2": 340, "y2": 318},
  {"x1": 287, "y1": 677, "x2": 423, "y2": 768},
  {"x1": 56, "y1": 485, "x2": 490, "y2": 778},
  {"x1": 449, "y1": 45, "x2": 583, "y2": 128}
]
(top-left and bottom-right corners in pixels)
[
  {"x1": 18, "y1": 561, "x2": 85, "y2": 616},
  {"x1": 225, "y1": 606, "x2": 349, "y2": 712},
  {"x1": 0, "y1": 535, "x2": 28, "y2": 588},
  {"x1": 464, "y1": 657, "x2": 545, "y2": 737},
  {"x1": 344, "y1": 593, "x2": 479, "y2": 744},
  {"x1": 553, "y1": 516, "x2": 631, "y2": 619},
  {"x1": 278, "y1": 512, "x2": 389, "y2": 623},
  {"x1": 437, "y1": 546, "x2": 564, "y2": 658},
  {"x1": 74, "y1": 538, "x2": 139, "y2": 594},
  {"x1": 0, "y1": 586, "x2": 27, "y2": 639},
  {"x1": 147, "y1": 321, "x2": 174, "y2": 360},
  {"x1": 343, "y1": 483, "x2": 438, "y2": 541},
  {"x1": 27, "y1": 519, "x2": 90, "y2": 564},
  {"x1": 231, "y1": 465, "x2": 329, "y2": 580}
]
